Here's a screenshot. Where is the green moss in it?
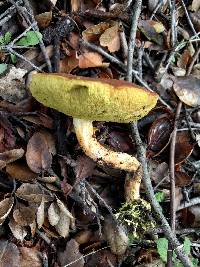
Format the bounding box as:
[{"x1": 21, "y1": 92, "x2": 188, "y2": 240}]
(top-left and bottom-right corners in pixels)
[
  {"x1": 115, "y1": 199, "x2": 156, "y2": 240},
  {"x1": 29, "y1": 73, "x2": 158, "y2": 123}
]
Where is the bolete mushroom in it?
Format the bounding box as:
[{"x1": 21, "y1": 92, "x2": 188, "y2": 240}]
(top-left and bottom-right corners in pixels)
[{"x1": 29, "y1": 73, "x2": 158, "y2": 172}]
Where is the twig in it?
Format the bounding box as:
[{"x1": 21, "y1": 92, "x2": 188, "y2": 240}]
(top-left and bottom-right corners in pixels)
[
  {"x1": 7, "y1": 47, "x2": 42, "y2": 71},
  {"x1": 177, "y1": 197, "x2": 200, "y2": 211},
  {"x1": 127, "y1": 1, "x2": 193, "y2": 266},
  {"x1": 85, "y1": 181, "x2": 116, "y2": 221},
  {"x1": 168, "y1": 101, "x2": 182, "y2": 266},
  {"x1": 8, "y1": 0, "x2": 52, "y2": 72},
  {"x1": 150, "y1": 0, "x2": 164, "y2": 20},
  {"x1": 180, "y1": 0, "x2": 197, "y2": 36},
  {"x1": 63, "y1": 246, "x2": 109, "y2": 267},
  {"x1": 187, "y1": 46, "x2": 200, "y2": 75},
  {"x1": 169, "y1": 0, "x2": 177, "y2": 47},
  {"x1": 126, "y1": 0, "x2": 142, "y2": 81}
]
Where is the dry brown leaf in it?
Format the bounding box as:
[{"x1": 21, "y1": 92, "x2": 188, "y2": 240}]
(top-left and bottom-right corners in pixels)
[
  {"x1": 74, "y1": 155, "x2": 95, "y2": 182},
  {"x1": 48, "y1": 202, "x2": 60, "y2": 226},
  {"x1": 0, "y1": 148, "x2": 24, "y2": 169},
  {"x1": 16, "y1": 183, "x2": 53, "y2": 203},
  {"x1": 6, "y1": 162, "x2": 38, "y2": 182},
  {"x1": 74, "y1": 230, "x2": 93, "y2": 245},
  {"x1": 0, "y1": 240, "x2": 20, "y2": 267},
  {"x1": 56, "y1": 198, "x2": 74, "y2": 219},
  {"x1": 35, "y1": 11, "x2": 52, "y2": 29},
  {"x1": 190, "y1": 10, "x2": 200, "y2": 31},
  {"x1": 189, "y1": 0, "x2": 200, "y2": 12},
  {"x1": 26, "y1": 132, "x2": 52, "y2": 173},
  {"x1": 173, "y1": 76, "x2": 200, "y2": 107},
  {"x1": 100, "y1": 22, "x2": 120, "y2": 52},
  {"x1": 13, "y1": 205, "x2": 36, "y2": 226},
  {"x1": 78, "y1": 52, "x2": 109, "y2": 68},
  {"x1": 36, "y1": 198, "x2": 45, "y2": 228},
  {"x1": 0, "y1": 66, "x2": 27, "y2": 103},
  {"x1": 59, "y1": 52, "x2": 79, "y2": 74},
  {"x1": 9, "y1": 218, "x2": 28, "y2": 241},
  {"x1": 82, "y1": 22, "x2": 110, "y2": 42},
  {"x1": 58, "y1": 239, "x2": 84, "y2": 267},
  {"x1": 55, "y1": 210, "x2": 70, "y2": 237},
  {"x1": 138, "y1": 20, "x2": 165, "y2": 46},
  {"x1": 103, "y1": 215, "x2": 129, "y2": 255},
  {"x1": 0, "y1": 197, "x2": 14, "y2": 225},
  {"x1": 19, "y1": 246, "x2": 42, "y2": 267},
  {"x1": 37, "y1": 176, "x2": 57, "y2": 183}
]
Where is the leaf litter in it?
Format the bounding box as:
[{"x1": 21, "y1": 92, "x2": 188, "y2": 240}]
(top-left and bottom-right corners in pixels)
[{"x1": 0, "y1": 0, "x2": 200, "y2": 266}]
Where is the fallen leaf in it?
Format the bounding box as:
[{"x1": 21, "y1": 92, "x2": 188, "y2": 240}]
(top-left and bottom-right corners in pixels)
[
  {"x1": 26, "y1": 132, "x2": 52, "y2": 173},
  {"x1": 0, "y1": 240, "x2": 20, "y2": 267},
  {"x1": 0, "y1": 66, "x2": 27, "y2": 103},
  {"x1": 48, "y1": 202, "x2": 60, "y2": 226},
  {"x1": 173, "y1": 76, "x2": 200, "y2": 107},
  {"x1": 103, "y1": 215, "x2": 129, "y2": 255},
  {"x1": 58, "y1": 239, "x2": 84, "y2": 267},
  {"x1": 175, "y1": 171, "x2": 192, "y2": 187},
  {"x1": 35, "y1": 11, "x2": 52, "y2": 29},
  {"x1": 13, "y1": 205, "x2": 36, "y2": 226},
  {"x1": 16, "y1": 183, "x2": 53, "y2": 203},
  {"x1": 74, "y1": 155, "x2": 95, "y2": 183},
  {"x1": 78, "y1": 52, "x2": 109, "y2": 68},
  {"x1": 6, "y1": 162, "x2": 38, "y2": 182},
  {"x1": 0, "y1": 197, "x2": 14, "y2": 224},
  {"x1": 56, "y1": 198, "x2": 74, "y2": 219},
  {"x1": 82, "y1": 22, "x2": 110, "y2": 42},
  {"x1": 100, "y1": 22, "x2": 120, "y2": 52},
  {"x1": 138, "y1": 20, "x2": 165, "y2": 46},
  {"x1": 189, "y1": 0, "x2": 200, "y2": 12},
  {"x1": 19, "y1": 246, "x2": 42, "y2": 267},
  {"x1": 37, "y1": 198, "x2": 45, "y2": 228},
  {"x1": 55, "y1": 210, "x2": 70, "y2": 237},
  {"x1": 0, "y1": 148, "x2": 24, "y2": 169},
  {"x1": 59, "y1": 52, "x2": 79, "y2": 74},
  {"x1": 175, "y1": 132, "x2": 194, "y2": 165},
  {"x1": 9, "y1": 218, "x2": 28, "y2": 241},
  {"x1": 191, "y1": 10, "x2": 200, "y2": 31},
  {"x1": 74, "y1": 230, "x2": 93, "y2": 245}
]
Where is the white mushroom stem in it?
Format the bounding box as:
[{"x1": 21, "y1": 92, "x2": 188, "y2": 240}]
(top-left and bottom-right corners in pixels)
[{"x1": 73, "y1": 118, "x2": 140, "y2": 172}]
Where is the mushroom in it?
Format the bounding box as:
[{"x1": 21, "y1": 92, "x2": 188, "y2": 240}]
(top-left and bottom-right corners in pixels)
[{"x1": 29, "y1": 73, "x2": 158, "y2": 172}]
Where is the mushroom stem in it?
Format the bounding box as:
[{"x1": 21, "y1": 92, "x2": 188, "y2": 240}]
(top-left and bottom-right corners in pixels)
[{"x1": 73, "y1": 118, "x2": 140, "y2": 172}]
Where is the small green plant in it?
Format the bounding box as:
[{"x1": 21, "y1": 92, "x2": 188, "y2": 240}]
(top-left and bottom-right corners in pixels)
[
  {"x1": 155, "y1": 191, "x2": 165, "y2": 203},
  {"x1": 156, "y1": 237, "x2": 198, "y2": 266},
  {"x1": 0, "y1": 30, "x2": 42, "y2": 73}
]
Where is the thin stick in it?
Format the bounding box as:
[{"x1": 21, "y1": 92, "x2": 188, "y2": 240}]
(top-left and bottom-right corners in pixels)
[
  {"x1": 168, "y1": 101, "x2": 182, "y2": 266},
  {"x1": 180, "y1": 0, "x2": 197, "y2": 35},
  {"x1": 126, "y1": 0, "x2": 142, "y2": 81},
  {"x1": 126, "y1": 0, "x2": 193, "y2": 266},
  {"x1": 169, "y1": 0, "x2": 177, "y2": 47}
]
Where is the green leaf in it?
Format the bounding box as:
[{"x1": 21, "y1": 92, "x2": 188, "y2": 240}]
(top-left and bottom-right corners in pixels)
[
  {"x1": 10, "y1": 53, "x2": 17, "y2": 64},
  {"x1": 16, "y1": 31, "x2": 42, "y2": 46},
  {"x1": 155, "y1": 191, "x2": 165, "y2": 203},
  {"x1": 183, "y1": 237, "x2": 191, "y2": 255},
  {"x1": 4, "y1": 32, "x2": 11, "y2": 44},
  {"x1": 192, "y1": 258, "x2": 199, "y2": 266},
  {"x1": 156, "y1": 238, "x2": 168, "y2": 263},
  {"x1": 0, "y1": 63, "x2": 7, "y2": 74}
]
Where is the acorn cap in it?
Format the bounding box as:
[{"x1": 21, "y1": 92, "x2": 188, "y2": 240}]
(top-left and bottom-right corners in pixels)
[{"x1": 29, "y1": 73, "x2": 158, "y2": 123}]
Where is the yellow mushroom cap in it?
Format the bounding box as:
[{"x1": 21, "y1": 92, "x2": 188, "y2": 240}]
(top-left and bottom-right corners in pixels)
[{"x1": 29, "y1": 73, "x2": 158, "y2": 123}]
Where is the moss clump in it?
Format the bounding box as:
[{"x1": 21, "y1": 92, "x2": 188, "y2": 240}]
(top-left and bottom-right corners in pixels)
[
  {"x1": 29, "y1": 73, "x2": 158, "y2": 123},
  {"x1": 115, "y1": 199, "x2": 156, "y2": 240}
]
